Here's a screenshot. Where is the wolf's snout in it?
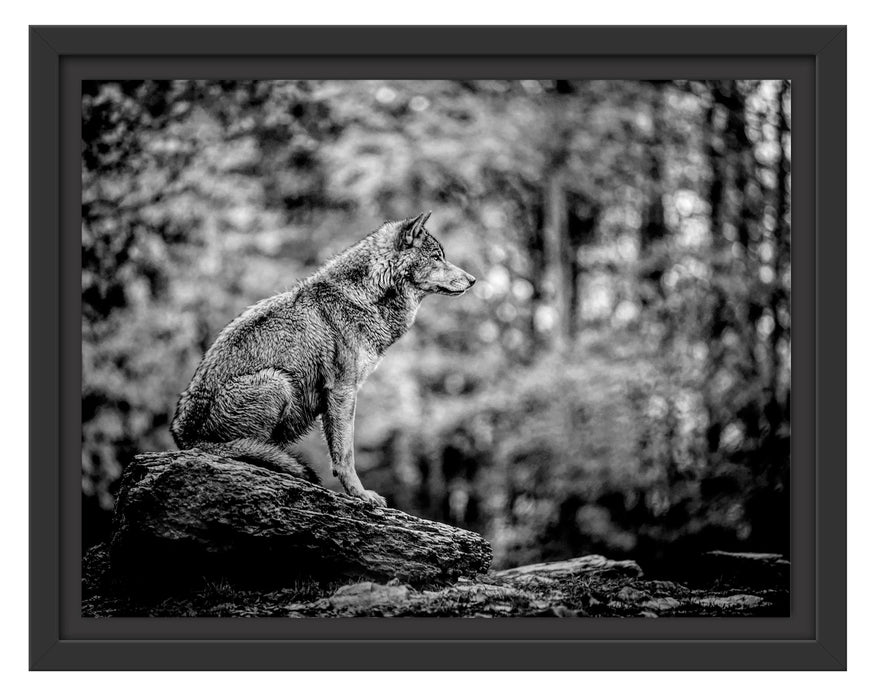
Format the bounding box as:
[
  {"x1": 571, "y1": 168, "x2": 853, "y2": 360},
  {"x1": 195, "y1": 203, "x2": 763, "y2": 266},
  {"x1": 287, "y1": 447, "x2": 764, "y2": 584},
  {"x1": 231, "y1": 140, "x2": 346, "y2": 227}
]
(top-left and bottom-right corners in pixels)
[{"x1": 464, "y1": 272, "x2": 476, "y2": 287}]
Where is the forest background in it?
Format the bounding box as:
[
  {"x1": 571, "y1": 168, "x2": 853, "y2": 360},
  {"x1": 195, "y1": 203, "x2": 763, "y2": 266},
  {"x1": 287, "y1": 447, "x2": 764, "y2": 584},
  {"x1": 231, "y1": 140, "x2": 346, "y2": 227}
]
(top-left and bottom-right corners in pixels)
[{"x1": 81, "y1": 79, "x2": 791, "y2": 573}]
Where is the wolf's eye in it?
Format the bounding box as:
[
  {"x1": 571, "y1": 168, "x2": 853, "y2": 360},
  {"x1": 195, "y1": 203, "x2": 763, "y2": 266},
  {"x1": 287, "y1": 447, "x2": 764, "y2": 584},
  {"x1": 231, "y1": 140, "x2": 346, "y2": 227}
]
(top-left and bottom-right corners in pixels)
[{"x1": 432, "y1": 252, "x2": 443, "y2": 261}]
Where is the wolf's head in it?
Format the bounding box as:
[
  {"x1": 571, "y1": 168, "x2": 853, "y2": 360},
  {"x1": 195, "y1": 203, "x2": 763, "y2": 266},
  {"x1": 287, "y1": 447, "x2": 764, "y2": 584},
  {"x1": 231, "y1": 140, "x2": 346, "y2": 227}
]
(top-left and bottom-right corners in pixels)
[{"x1": 389, "y1": 211, "x2": 476, "y2": 296}]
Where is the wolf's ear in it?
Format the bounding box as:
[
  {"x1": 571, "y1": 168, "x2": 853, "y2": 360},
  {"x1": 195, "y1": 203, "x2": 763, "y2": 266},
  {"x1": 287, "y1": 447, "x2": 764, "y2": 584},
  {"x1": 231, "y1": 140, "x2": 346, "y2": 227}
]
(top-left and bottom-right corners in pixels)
[{"x1": 398, "y1": 211, "x2": 432, "y2": 249}]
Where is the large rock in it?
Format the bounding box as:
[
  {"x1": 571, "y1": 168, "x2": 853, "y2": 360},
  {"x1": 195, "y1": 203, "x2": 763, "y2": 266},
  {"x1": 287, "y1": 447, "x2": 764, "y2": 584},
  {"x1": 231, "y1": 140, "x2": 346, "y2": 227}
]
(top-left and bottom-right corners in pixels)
[
  {"x1": 110, "y1": 450, "x2": 493, "y2": 586},
  {"x1": 493, "y1": 553, "x2": 643, "y2": 583},
  {"x1": 86, "y1": 449, "x2": 789, "y2": 618},
  {"x1": 699, "y1": 551, "x2": 791, "y2": 587}
]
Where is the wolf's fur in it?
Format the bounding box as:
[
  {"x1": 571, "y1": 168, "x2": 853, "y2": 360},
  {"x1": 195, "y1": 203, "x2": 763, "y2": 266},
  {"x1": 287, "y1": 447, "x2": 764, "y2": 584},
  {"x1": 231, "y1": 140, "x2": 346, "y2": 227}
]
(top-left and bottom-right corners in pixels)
[{"x1": 171, "y1": 212, "x2": 475, "y2": 506}]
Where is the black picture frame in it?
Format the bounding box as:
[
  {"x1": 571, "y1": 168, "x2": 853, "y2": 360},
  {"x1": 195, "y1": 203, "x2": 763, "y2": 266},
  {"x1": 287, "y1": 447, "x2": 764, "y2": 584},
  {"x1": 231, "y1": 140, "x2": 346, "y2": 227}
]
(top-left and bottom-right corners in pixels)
[{"x1": 29, "y1": 25, "x2": 846, "y2": 671}]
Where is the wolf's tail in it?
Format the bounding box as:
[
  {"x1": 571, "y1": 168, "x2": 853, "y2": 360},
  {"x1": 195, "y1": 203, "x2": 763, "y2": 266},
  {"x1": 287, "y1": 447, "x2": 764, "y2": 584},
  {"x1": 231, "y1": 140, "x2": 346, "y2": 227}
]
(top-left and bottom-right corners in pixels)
[{"x1": 188, "y1": 438, "x2": 320, "y2": 484}]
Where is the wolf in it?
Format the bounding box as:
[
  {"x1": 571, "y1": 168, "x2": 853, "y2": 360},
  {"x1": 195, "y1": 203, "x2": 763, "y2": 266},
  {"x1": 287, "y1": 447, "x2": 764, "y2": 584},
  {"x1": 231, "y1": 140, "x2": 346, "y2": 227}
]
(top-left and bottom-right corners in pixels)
[{"x1": 171, "y1": 211, "x2": 476, "y2": 506}]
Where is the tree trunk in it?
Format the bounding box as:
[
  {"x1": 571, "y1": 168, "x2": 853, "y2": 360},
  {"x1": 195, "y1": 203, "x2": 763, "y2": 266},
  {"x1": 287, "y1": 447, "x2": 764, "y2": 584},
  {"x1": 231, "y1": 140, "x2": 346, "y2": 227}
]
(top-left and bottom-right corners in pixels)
[
  {"x1": 542, "y1": 168, "x2": 573, "y2": 346},
  {"x1": 639, "y1": 82, "x2": 671, "y2": 343},
  {"x1": 702, "y1": 84, "x2": 728, "y2": 456},
  {"x1": 641, "y1": 82, "x2": 668, "y2": 250},
  {"x1": 540, "y1": 80, "x2": 577, "y2": 349},
  {"x1": 110, "y1": 450, "x2": 493, "y2": 586},
  {"x1": 765, "y1": 80, "x2": 790, "y2": 461}
]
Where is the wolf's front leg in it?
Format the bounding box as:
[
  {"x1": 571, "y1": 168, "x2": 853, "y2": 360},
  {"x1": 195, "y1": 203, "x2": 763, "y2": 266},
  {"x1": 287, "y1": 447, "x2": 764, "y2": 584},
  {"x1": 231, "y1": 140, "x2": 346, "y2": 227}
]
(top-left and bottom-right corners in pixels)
[{"x1": 322, "y1": 388, "x2": 387, "y2": 507}]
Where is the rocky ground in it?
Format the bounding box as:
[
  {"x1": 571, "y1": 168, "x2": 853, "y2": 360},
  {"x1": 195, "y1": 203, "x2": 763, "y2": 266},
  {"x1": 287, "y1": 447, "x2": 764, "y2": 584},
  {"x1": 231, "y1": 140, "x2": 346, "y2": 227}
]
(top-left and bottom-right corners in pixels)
[{"x1": 82, "y1": 450, "x2": 789, "y2": 618}]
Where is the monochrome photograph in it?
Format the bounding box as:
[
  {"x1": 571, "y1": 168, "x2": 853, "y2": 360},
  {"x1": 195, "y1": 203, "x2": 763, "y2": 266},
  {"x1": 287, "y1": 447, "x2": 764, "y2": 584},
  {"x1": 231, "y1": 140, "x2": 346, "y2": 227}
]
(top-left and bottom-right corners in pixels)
[{"x1": 80, "y1": 78, "x2": 791, "y2": 617}]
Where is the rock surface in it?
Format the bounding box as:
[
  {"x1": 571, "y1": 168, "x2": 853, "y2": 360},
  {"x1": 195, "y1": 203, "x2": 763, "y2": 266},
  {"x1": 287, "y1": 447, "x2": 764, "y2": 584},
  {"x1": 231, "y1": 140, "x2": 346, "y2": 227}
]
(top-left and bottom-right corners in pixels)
[
  {"x1": 493, "y1": 553, "x2": 643, "y2": 582},
  {"x1": 111, "y1": 450, "x2": 492, "y2": 585},
  {"x1": 83, "y1": 541, "x2": 788, "y2": 617},
  {"x1": 83, "y1": 450, "x2": 790, "y2": 618},
  {"x1": 699, "y1": 550, "x2": 791, "y2": 587}
]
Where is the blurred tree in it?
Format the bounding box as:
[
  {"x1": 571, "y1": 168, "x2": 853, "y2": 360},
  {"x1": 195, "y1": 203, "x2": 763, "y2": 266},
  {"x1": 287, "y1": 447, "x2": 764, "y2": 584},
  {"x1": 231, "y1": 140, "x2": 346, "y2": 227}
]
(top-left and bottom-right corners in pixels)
[{"x1": 540, "y1": 80, "x2": 577, "y2": 347}]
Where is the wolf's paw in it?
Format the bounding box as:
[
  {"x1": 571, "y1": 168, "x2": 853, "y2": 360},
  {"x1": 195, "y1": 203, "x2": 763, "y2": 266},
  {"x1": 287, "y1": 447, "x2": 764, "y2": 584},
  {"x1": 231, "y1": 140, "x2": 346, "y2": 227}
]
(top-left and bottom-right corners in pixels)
[{"x1": 360, "y1": 490, "x2": 387, "y2": 508}]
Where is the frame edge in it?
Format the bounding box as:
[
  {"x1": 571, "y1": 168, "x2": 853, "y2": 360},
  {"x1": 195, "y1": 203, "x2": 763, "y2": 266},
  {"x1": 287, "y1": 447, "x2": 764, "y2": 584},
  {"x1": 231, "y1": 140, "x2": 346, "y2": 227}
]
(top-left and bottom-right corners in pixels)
[
  {"x1": 29, "y1": 24, "x2": 846, "y2": 671},
  {"x1": 29, "y1": 24, "x2": 847, "y2": 57},
  {"x1": 29, "y1": 26, "x2": 62, "y2": 671},
  {"x1": 814, "y1": 26, "x2": 847, "y2": 671}
]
